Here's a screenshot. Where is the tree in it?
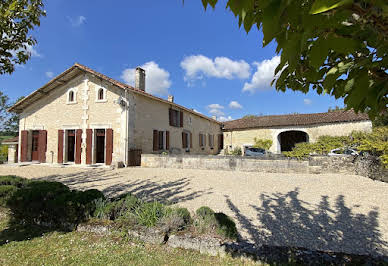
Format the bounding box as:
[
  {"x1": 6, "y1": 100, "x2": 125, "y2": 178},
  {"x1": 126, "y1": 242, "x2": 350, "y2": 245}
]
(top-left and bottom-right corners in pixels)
[
  {"x1": 0, "y1": 91, "x2": 21, "y2": 135},
  {"x1": 0, "y1": 0, "x2": 45, "y2": 75},
  {"x1": 201, "y1": 0, "x2": 388, "y2": 118}
]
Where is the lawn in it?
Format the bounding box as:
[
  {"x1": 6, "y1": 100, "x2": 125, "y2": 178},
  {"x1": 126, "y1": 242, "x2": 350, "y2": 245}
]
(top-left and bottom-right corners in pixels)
[{"x1": 0, "y1": 208, "x2": 257, "y2": 266}]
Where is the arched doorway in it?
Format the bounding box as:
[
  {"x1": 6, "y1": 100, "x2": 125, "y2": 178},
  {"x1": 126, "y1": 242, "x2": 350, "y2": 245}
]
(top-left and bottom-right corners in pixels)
[{"x1": 278, "y1": 131, "x2": 309, "y2": 152}]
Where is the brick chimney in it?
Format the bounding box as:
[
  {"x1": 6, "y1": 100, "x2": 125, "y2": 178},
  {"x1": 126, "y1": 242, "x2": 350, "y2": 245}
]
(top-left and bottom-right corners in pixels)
[
  {"x1": 135, "y1": 67, "x2": 145, "y2": 91},
  {"x1": 168, "y1": 95, "x2": 174, "y2": 103}
]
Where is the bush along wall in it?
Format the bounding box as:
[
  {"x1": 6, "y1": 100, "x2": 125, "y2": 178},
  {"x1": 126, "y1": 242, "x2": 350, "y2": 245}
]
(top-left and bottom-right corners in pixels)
[
  {"x1": 283, "y1": 127, "x2": 388, "y2": 169},
  {"x1": 0, "y1": 175, "x2": 238, "y2": 241}
]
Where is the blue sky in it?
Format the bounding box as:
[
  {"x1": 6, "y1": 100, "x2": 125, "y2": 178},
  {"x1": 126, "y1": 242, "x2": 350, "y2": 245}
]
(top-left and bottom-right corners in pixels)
[{"x1": 1, "y1": 0, "x2": 344, "y2": 121}]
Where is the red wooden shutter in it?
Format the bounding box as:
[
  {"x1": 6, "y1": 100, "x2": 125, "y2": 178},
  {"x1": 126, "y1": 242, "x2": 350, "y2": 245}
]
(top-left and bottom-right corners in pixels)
[
  {"x1": 106, "y1": 129, "x2": 113, "y2": 165},
  {"x1": 190, "y1": 132, "x2": 192, "y2": 148},
  {"x1": 182, "y1": 132, "x2": 185, "y2": 148},
  {"x1": 180, "y1": 111, "x2": 183, "y2": 127},
  {"x1": 199, "y1": 134, "x2": 202, "y2": 147},
  {"x1": 58, "y1": 130, "x2": 64, "y2": 163},
  {"x1": 75, "y1": 129, "x2": 82, "y2": 164},
  {"x1": 86, "y1": 129, "x2": 92, "y2": 164},
  {"x1": 166, "y1": 131, "x2": 170, "y2": 150},
  {"x1": 20, "y1": 130, "x2": 28, "y2": 162},
  {"x1": 38, "y1": 130, "x2": 47, "y2": 163},
  {"x1": 153, "y1": 130, "x2": 158, "y2": 151},
  {"x1": 204, "y1": 134, "x2": 206, "y2": 146},
  {"x1": 169, "y1": 109, "x2": 173, "y2": 126}
]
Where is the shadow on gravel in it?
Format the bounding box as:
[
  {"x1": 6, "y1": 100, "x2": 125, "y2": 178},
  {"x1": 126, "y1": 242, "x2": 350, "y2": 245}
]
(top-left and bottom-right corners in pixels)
[
  {"x1": 225, "y1": 188, "x2": 388, "y2": 264},
  {"x1": 39, "y1": 170, "x2": 213, "y2": 204}
]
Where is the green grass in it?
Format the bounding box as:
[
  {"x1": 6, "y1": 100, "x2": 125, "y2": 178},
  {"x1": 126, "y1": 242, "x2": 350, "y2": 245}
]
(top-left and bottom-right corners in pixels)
[{"x1": 0, "y1": 208, "x2": 258, "y2": 265}]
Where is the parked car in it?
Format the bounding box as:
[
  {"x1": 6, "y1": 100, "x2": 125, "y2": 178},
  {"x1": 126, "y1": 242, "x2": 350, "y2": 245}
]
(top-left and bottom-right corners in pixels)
[
  {"x1": 328, "y1": 148, "x2": 359, "y2": 156},
  {"x1": 245, "y1": 147, "x2": 267, "y2": 157}
]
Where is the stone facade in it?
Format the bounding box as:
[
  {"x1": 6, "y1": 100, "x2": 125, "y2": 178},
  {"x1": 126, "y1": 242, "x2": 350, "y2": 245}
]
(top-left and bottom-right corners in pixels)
[
  {"x1": 16, "y1": 69, "x2": 222, "y2": 166},
  {"x1": 223, "y1": 120, "x2": 373, "y2": 154}
]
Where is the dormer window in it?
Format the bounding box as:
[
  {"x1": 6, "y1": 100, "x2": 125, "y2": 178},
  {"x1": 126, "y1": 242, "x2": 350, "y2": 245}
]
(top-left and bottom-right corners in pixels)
[
  {"x1": 96, "y1": 87, "x2": 107, "y2": 102},
  {"x1": 67, "y1": 89, "x2": 77, "y2": 104}
]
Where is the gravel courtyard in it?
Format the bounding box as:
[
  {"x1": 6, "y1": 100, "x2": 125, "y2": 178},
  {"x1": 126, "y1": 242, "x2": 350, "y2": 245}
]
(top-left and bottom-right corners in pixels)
[{"x1": 1, "y1": 165, "x2": 387, "y2": 257}]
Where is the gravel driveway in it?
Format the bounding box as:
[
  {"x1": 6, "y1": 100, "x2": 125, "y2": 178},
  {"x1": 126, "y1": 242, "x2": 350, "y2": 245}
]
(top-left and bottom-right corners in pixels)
[{"x1": 1, "y1": 165, "x2": 387, "y2": 257}]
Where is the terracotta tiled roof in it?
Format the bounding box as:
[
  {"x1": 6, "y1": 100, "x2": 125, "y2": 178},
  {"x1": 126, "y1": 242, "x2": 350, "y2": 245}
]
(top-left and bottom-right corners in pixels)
[
  {"x1": 223, "y1": 110, "x2": 370, "y2": 130},
  {"x1": 8, "y1": 63, "x2": 221, "y2": 124},
  {"x1": 1, "y1": 136, "x2": 19, "y2": 144}
]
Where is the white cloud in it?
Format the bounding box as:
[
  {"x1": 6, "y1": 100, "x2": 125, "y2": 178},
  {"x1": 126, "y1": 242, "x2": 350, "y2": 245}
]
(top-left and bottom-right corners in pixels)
[
  {"x1": 242, "y1": 56, "x2": 280, "y2": 93},
  {"x1": 229, "y1": 101, "x2": 243, "y2": 109},
  {"x1": 68, "y1": 15, "x2": 86, "y2": 27},
  {"x1": 181, "y1": 55, "x2": 251, "y2": 83},
  {"x1": 207, "y1": 103, "x2": 224, "y2": 110},
  {"x1": 304, "y1": 98, "x2": 312, "y2": 105},
  {"x1": 218, "y1": 116, "x2": 233, "y2": 122},
  {"x1": 45, "y1": 71, "x2": 54, "y2": 78},
  {"x1": 206, "y1": 103, "x2": 225, "y2": 117},
  {"x1": 121, "y1": 61, "x2": 171, "y2": 96}
]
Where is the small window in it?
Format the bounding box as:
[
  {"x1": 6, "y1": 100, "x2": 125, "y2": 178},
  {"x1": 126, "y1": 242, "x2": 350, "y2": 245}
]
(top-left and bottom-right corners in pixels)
[
  {"x1": 98, "y1": 88, "x2": 104, "y2": 100},
  {"x1": 67, "y1": 90, "x2": 76, "y2": 103}
]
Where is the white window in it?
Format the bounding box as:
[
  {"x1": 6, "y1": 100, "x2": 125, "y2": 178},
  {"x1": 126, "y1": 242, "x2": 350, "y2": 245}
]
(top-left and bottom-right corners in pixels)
[{"x1": 66, "y1": 89, "x2": 77, "y2": 104}]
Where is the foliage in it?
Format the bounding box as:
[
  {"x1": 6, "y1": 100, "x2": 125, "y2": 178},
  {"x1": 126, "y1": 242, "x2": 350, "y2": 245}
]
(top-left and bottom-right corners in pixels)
[
  {"x1": 214, "y1": 212, "x2": 238, "y2": 240},
  {"x1": 6, "y1": 179, "x2": 105, "y2": 228},
  {"x1": 194, "y1": 206, "x2": 238, "y2": 240},
  {"x1": 283, "y1": 127, "x2": 388, "y2": 168},
  {"x1": 94, "y1": 193, "x2": 141, "y2": 220},
  {"x1": 0, "y1": 185, "x2": 17, "y2": 206},
  {"x1": 196, "y1": 206, "x2": 215, "y2": 218},
  {"x1": 0, "y1": 0, "x2": 46, "y2": 74},
  {"x1": 201, "y1": 0, "x2": 388, "y2": 119},
  {"x1": 160, "y1": 207, "x2": 192, "y2": 232},
  {"x1": 134, "y1": 201, "x2": 166, "y2": 227},
  {"x1": 242, "y1": 114, "x2": 257, "y2": 119},
  {"x1": 229, "y1": 147, "x2": 242, "y2": 156},
  {"x1": 0, "y1": 92, "x2": 23, "y2": 134},
  {"x1": 0, "y1": 175, "x2": 28, "y2": 187},
  {"x1": 373, "y1": 111, "x2": 388, "y2": 126},
  {"x1": 0, "y1": 213, "x2": 251, "y2": 265},
  {"x1": 0, "y1": 145, "x2": 8, "y2": 163},
  {"x1": 253, "y1": 138, "x2": 273, "y2": 150}
]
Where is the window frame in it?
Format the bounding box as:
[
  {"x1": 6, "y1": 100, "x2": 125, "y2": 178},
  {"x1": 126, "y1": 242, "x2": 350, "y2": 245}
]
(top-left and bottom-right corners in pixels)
[
  {"x1": 95, "y1": 87, "x2": 107, "y2": 103},
  {"x1": 66, "y1": 89, "x2": 77, "y2": 104}
]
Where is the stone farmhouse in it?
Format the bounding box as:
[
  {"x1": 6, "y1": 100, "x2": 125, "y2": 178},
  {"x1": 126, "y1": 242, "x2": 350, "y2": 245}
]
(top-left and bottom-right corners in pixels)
[
  {"x1": 8, "y1": 63, "x2": 223, "y2": 166},
  {"x1": 6, "y1": 63, "x2": 372, "y2": 166},
  {"x1": 223, "y1": 111, "x2": 372, "y2": 154}
]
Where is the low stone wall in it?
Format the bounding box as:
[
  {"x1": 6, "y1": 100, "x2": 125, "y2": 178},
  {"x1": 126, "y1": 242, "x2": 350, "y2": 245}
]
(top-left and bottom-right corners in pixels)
[{"x1": 141, "y1": 154, "x2": 388, "y2": 181}]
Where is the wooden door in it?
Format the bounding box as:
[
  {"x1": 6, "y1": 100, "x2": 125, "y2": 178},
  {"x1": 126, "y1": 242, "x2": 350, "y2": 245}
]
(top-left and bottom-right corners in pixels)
[
  {"x1": 96, "y1": 129, "x2": 105, "y2": 163},
  {"x1": 31, "y1": 131, "x2": 39, "y2": 161}
]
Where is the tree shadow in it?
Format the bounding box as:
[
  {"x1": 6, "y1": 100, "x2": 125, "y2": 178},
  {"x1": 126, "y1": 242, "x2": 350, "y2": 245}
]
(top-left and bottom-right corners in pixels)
[{"x1": 225, "y1": 189, "x2": 388, "y2": 263}]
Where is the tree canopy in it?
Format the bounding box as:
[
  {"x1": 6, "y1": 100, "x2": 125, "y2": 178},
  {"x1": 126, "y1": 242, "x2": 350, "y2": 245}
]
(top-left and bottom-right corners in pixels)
[
  {"x1": 201, "y1": 0, "x2": 387, "y2": 118},
  {"x1": 0, "y1": 0, "x2": 45, "y2": 75}
]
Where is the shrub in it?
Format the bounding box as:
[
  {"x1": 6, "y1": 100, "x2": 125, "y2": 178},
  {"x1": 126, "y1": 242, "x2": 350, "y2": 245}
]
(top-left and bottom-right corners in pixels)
[
  {"x1": 214, "y1": 212, "x2": 238, "y2": 240},
  {"x1": 229, "y1": 147, "x2": 242, "y2": 156},
  {"x1": 0, "y1": 145, "x2": 7, "y2": 163},
  {"x1": 0, "y1": 175, "x2": 27, "y2": 188},
  {"x1": 7, "y1": 180, "x2": 105, "y2": 228},
  {"x1": 253, "y1": 138, "x2": 273, "y2": 150},
  {"x1": 0, "y1": 185, "x2": 17, "y2": 207},
  {"x1": 196, "y1": 206, "x2": 215, "y2": 219},
  {"x1": 134, "y1": 201, "x2": 166, "y2": 227},
  {"x1": 93, "y1": 193, "x2": 141, "y2": 220},
  {"x1": 159, "y1": 207, "x2": 192, "y2": 232},
  {"x1": 283, "y1": 127, "x2": 388, "y2": 168},
  {"x1": 194, "y1": 207, "x2": 238, "y2": 240}
]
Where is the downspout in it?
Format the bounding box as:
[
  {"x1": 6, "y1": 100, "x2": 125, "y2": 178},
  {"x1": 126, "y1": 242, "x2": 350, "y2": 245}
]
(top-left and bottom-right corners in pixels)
[{"x1": 124, "y1": 89, "x2": 129, "y2": 166}]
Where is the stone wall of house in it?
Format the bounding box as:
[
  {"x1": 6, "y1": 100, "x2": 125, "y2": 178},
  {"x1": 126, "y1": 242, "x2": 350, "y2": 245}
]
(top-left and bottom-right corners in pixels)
[
  {"x1": 141, "y1": 154, "x2": 388, "y2": 182},
  {"x1": 133, "y1": 94, "x2": 222, "y2": 155},
  {"x1": 223, "y1": 120, "x2": 373, "y2": 154},
  {"x1": 18, "y1": 74, "x2": 125, "y2": 164}
]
